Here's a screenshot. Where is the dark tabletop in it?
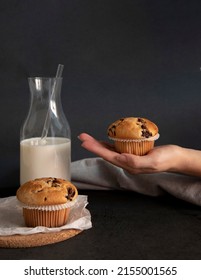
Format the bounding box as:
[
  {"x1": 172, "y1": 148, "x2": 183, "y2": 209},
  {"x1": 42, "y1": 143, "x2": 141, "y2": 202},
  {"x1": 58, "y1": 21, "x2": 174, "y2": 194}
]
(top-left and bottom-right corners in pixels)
[{"x1": 1, "y1": 188, "x2": 201, "y2": 260}]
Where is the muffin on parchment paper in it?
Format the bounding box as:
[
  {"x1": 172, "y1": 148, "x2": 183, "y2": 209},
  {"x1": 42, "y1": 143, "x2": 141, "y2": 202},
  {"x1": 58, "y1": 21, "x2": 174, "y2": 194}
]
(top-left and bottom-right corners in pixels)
[
  {"x1": 107, "y1": 117, "x2": 159, "y2": 156},
  {"x1": 16, "y1": 177, "x2": 78, "y2": 228}
]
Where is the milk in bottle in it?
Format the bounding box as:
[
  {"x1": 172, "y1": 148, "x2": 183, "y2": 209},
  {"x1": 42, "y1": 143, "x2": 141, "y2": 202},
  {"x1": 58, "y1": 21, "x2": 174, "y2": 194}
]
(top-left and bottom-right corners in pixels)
[
  {"x1": 20, "y1": 137, "x2": 71, "y2": 184},
  {"x1": 20, "y1": 76, "x2": 71, "y2": 184}
]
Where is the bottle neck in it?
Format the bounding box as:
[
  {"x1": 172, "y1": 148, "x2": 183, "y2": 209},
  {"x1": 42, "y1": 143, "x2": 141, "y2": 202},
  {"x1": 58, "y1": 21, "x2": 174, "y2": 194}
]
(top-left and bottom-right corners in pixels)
[{"x1": 21, "y1": 77, "x2": 70, "y2": 140}]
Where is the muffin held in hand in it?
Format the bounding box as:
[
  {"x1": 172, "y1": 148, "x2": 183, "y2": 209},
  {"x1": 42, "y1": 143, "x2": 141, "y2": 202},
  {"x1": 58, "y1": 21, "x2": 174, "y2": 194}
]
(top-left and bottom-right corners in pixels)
[
  {"x1": 107, "y1": 117, "x2": 159, "y2": 156},
  {"x1": 16, "y1": 177, "x2": 78, "y2": 228}
]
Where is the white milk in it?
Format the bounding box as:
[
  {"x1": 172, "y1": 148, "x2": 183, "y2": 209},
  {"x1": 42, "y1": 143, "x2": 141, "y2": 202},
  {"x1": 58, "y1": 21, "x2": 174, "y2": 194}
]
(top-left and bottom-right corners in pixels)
[{"x1": 20, "y1": 137, "x2": 71, "y2": 184}]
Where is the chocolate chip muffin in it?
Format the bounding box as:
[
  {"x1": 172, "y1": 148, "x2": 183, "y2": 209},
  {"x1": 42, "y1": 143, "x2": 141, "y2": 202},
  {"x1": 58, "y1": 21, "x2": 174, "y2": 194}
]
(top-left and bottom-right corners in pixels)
[
  {"x1": 16, "y1": 177, "x2": 78, "y2": 228},
  {"x1": 107, "y1": 117, "x2": 159, "y2": 155}
]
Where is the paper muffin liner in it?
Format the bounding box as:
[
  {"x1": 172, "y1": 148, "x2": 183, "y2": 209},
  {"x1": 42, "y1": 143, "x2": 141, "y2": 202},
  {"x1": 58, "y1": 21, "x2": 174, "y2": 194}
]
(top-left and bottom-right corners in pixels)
[
  {"x1": 23, "y1": 208, "x2": 70, "y2": 228},
  {"x1": 114, "y1": 140, "x2": 155, "y2": 155},
  {"x1": 20, "y1": 200, "x2": 77, "y2": 228},
  {"x1": 108, "y1": 133, "x2": 160, "y2": 142},
  {"x1": 20, "y1": 200, "x2": 76, "y2": 211},
  {"x1": 109, "y1": 133, "x2": 159, "y2": 156}
]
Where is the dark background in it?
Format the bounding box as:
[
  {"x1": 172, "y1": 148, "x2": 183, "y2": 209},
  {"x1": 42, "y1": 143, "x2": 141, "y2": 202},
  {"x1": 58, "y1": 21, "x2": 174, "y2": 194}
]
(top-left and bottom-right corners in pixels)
[{"x1": 1, "y1": 0, "x2": 201, "y2": 188}]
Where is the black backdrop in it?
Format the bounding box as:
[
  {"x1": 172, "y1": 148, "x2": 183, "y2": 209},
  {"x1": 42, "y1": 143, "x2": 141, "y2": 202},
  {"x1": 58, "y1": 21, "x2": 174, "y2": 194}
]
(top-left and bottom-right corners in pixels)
[{"x1": 1, "y1": 0, "x2": 201, "y2": 187}]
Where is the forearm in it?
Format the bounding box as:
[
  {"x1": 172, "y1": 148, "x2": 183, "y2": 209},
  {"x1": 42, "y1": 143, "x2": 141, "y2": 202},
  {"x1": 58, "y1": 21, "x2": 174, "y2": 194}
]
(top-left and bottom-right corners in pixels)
[{"x1": 170, "y1": 147, "x2": 201, "y2": 177}]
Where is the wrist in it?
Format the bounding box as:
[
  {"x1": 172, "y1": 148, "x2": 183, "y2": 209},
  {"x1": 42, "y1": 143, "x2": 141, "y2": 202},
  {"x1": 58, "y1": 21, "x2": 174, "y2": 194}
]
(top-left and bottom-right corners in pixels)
[
  {"x1": 169, "y1": 146, "x2": 201, "y2": 177},
  {"x1": 168, "y1": 145, "x2": 185, "y2": 173}
]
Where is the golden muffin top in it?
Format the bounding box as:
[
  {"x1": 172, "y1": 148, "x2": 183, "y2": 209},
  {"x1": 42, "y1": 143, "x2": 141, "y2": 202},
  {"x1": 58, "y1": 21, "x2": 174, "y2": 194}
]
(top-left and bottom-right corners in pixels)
[
  {"x1": 16, "y1": 177, "x2": 78, "y2": 206},
  {"x1": 107, "y1": 117, "x2": 158, "y2": 139}
]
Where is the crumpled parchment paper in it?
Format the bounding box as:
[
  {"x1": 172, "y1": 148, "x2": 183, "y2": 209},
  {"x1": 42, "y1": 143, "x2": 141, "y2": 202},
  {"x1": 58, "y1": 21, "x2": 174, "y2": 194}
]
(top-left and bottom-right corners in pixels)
[{"x1": 0, "y1": 195, "x2": 92, "y2": 236}]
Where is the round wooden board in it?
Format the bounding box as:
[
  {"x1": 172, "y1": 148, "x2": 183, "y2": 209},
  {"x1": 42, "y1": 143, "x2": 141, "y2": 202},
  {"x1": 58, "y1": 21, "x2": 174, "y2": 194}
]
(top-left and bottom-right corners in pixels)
[{"x1": 0, "y1": 229, "x2": 82, "y2": 248}]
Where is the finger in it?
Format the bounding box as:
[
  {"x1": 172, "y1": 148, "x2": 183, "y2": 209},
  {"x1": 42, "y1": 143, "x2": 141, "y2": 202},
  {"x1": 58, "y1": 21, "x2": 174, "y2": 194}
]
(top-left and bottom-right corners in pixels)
[
  {"x1": 78, "y1": 133, "x2": 96, "y2": 142},
  {"x1": 79, "y1": 133, "x2": 123, "y2": 165},
  {"x1": 82, "y1": 138, "x2": 118, "y2": 160},
  {"x1": 78, "y1": 133, "x2": 144, "y2": 172}
]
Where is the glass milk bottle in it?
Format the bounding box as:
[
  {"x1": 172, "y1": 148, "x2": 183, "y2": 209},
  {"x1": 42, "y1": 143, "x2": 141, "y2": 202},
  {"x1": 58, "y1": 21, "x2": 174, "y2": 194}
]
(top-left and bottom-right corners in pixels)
[{"x1": 20, "y1": 77, "x2": 71, "y2": 184}]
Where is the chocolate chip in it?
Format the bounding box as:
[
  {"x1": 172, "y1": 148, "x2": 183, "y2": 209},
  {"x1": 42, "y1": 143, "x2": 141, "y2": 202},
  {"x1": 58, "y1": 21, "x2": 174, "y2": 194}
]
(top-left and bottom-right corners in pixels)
[
  {"x1": 52, "y1": 178, "x2": 60, "y2": 184},
  {"x1": 138, "y1": 118, "x2": 143, "y2": 123},
  {"x1": 108, "y1": 125, "x2": 116, "y2": 136},
  {"x1": 47, "y1": 178, "x2": 61, "y2": 187},
  {"x1": 66, "y1": 187, "x2": 75, "y2": 201},
  {"x1": 141, "y1": 130, "x2": 152, "y2": 138}
]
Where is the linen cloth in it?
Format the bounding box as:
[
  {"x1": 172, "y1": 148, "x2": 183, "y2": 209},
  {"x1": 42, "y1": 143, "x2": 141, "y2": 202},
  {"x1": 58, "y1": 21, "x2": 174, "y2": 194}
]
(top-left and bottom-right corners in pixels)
[{"x1": 71, "y1": 157, "x2": 201, "y2": 206}]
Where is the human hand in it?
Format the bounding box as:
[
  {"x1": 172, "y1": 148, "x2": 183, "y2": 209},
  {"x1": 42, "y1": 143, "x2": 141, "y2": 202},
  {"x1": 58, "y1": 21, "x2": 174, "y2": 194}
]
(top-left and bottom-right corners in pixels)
[{"x1": 78, "y1": 133, "x2": 182, "y2": 174}]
